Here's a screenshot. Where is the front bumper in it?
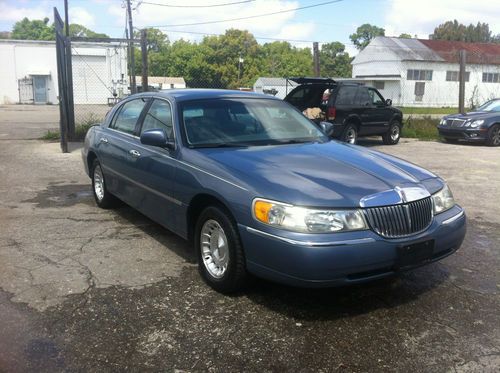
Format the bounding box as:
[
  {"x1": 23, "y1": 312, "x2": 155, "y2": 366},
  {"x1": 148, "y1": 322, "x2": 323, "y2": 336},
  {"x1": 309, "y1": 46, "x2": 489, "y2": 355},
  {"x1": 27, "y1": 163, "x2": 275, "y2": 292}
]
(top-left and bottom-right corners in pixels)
[
  {"x1": 438, "y1": 126, "x2": 488, "y2": 141},
  {"x1": 239, "y1": 205, "x2": 466, "y2": 287}
]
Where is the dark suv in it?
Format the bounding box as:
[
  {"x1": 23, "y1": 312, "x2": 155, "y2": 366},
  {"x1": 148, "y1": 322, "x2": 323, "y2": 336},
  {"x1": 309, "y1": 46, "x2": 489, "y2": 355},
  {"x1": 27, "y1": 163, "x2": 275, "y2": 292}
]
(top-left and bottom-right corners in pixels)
[{"x1": 284, "y1": 77, "x2": 403, "y2": 145}]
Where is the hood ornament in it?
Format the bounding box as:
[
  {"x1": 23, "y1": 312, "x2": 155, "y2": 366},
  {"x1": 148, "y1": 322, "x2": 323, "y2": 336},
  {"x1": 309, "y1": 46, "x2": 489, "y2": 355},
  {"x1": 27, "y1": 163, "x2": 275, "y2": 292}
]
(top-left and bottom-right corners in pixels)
[{"x1": 360, "y1": 186, "x2": 430, "y2": 208}]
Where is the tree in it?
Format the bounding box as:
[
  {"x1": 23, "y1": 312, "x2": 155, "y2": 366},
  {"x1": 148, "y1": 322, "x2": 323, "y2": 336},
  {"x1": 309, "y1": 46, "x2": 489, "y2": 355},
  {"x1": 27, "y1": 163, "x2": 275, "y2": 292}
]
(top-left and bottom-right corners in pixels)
[
  {"x1": 319, "y1": 42, "x2": 351, "y2": 78},
  {"x1": 431, "y1": 20, "x2": 494, "y2": 43},
  {"x1": 398, "y1": 33, "x2": 412, "y2": 39},
  {"x1": 69, "y1": 24, "x2": 108, "y2": 38},
  {"x1": 259, "y1": 41, "x2": 313, "y2": 78},
  {"x1": 11, "y1": 17, "x2": 54, "y2": 40},
  {"x1": 349, "y1": 24, "x2": 385, "y2": 50}
]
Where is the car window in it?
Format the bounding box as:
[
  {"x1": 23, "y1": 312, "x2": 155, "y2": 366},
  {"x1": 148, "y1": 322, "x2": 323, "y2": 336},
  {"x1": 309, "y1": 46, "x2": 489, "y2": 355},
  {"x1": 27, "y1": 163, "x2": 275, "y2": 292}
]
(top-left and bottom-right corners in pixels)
[
  {"x1": 355, "y1": 87, "x2": 371, "y2": 106},
  {"x1": 181, "y1": 98, "x2": 326, "y2": 147},
  {"x1": 140, "y1": 99, "x2": 174, "y2": 139},
  {"x1": 368, "y1": 88, "x2": 385, "y2": 105},
  {"x1": 110, "y1": 98, "x2": 148, "y2": 135},
  {"x1": 335, "y1": 86, "x2": 358, "y2": 105}
]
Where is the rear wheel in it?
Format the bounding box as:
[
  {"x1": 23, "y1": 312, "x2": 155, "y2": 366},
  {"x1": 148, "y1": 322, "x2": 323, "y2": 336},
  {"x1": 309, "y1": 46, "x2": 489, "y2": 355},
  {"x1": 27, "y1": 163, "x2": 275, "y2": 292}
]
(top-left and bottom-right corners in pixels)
[
  {"x1": 382, "y1": 121, "x2": 401, "y2": 145},
  {"x1": 195, "y1": 206, "x2": 247, "y2": 293},
  {"x1": 91, "y1": 159, "x2": 117, "y2": 209},
  {"x1": 486, "y1": 124, "x2": 500, "y2": 146},
  {"x1": 341, "y1": 124, "x2": 358, "y2": 144}
]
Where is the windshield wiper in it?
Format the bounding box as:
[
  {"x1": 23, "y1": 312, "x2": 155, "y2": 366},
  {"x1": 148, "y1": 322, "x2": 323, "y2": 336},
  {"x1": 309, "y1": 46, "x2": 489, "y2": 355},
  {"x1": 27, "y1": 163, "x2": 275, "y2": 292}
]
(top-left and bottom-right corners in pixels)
[{"x1": 191, "y1": 142, "x2": 251, "y2": 148}]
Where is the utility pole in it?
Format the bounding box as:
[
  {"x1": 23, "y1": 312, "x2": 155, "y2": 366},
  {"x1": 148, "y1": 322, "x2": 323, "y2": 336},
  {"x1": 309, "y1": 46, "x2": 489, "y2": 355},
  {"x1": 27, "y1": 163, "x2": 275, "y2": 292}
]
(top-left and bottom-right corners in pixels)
[
  {"x1": 458, "y1": 50, "x2": 466, "y2": 114},
  {"x1": 141, "y1": 29, "x2": 148, "y2": 92},
  {"x1": 126, "y1": 0, "x2": 137, "y2": 94},
  {"x1": 313, "y1": 42, "x2": 320, "y2": 77}
]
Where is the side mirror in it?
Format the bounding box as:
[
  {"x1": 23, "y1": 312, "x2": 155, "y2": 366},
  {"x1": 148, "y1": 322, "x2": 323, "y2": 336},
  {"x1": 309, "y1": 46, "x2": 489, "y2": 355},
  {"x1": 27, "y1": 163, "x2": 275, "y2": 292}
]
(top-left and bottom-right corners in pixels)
[
  {"x1": 140, "y1": 129, "x2": 174, "y2": 149},
  {"x1": 385, "y1": 99, "x2": 392, "y2": 106},
  {"x1": 319, "y1": 121, "x2": 334, "y2": 136}
]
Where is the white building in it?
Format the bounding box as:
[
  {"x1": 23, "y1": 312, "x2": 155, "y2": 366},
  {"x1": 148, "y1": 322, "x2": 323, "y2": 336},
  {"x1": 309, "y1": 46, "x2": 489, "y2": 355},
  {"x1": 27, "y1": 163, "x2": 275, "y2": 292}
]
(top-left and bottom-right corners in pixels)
[
  {"x1": 0, "y1": 39, "x2": 128, "y2": 105},
  {"x1": 352, "y1": 37, "x2": 500, "y2": 107},
  {"x1": 135, "y1": 76, "x2": 186, "y2": 91}
]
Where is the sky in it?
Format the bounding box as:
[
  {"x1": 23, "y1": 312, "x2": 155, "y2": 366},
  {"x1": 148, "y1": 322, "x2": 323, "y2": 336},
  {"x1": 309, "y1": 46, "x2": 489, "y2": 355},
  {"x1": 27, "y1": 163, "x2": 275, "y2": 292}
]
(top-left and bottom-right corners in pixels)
[{"x1": 1, "y1": 0, "x2": 500, "y2": 56}]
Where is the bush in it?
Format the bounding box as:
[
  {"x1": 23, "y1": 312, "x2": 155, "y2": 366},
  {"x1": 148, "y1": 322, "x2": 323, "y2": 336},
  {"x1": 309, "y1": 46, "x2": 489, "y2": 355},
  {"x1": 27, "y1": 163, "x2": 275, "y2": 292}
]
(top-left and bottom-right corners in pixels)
[
  {"x1": 40, "y1": 113, "x2": 101, "y2": 142},
  {"x1": 402, "y1": 116, "x2": 440, "y2": 141}
]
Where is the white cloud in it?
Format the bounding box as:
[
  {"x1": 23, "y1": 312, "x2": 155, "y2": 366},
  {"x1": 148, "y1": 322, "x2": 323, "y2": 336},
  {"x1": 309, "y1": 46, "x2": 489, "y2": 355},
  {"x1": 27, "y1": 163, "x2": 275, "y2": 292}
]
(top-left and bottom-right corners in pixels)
[
  {"x1": 70, "y1": 7, "x2": 95, "y2": 28},
  {"x1": 0, "y1": 1, "x2": 51, "y2": 22},
  {"x1": 384, "y1": 0, "x2": 500, "y2": 39},
  {"x1": 108, "y1": 0, "x2": 316, "y2": 45}
]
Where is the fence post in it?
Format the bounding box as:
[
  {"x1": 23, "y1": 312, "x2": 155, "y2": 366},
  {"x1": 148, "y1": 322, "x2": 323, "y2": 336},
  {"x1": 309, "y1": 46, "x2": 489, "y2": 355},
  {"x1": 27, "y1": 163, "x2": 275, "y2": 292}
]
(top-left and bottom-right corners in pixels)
[
  {"x1": 458, "y1": 50, "x2": 466, "y2": 113},
  {"x1": 313, "y1": 42, "x2": 320, "y2": 77},
  {"x1": 141, "y1": 29, "x2": 148, "y2": 92},
  {"x1": 126, "y1": 0, "x2": 137, "y2": 94}
]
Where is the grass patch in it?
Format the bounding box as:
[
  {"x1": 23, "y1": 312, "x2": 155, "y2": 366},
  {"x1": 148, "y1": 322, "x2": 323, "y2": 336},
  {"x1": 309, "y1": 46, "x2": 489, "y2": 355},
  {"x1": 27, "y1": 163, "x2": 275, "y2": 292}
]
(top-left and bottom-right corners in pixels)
[
  {"x1": 402, "y1": 116, "x2": 440, "y2": 141},
  {"x1": 40, "y1": 113, "x2": 102, "y2": 142},
  {"x1": 399, "y1": 107, "x2": 459, "y2": 115}
]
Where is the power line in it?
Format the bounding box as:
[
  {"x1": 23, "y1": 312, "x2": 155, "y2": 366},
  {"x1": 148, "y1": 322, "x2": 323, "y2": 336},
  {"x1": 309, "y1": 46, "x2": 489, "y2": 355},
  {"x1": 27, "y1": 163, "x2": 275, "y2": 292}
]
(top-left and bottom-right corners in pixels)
[
  {"x1": 146, "y1": 0, "x2": 345, "y2": 28},
  {"x1": 141, "y1": 0, "x2": 255, "y2": 8}
]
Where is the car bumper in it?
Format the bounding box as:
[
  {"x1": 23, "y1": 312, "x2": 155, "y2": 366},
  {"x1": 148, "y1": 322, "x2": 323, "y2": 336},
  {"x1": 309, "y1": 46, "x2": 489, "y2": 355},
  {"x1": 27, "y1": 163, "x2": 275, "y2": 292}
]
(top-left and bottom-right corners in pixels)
[
  {"x1": 438, "y1": 126, "x2": 488, "y2": 141},
  {"x1": 238, "y1": 205, "x2": 466, "y2": 287}
]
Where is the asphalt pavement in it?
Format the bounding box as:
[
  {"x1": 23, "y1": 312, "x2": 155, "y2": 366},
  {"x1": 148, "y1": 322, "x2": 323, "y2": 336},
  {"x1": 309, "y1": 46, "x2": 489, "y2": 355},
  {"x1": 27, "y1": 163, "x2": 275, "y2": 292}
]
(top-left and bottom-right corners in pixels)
[{"x1": 0, "y1": 106, "x2": 499, "y2": 372}]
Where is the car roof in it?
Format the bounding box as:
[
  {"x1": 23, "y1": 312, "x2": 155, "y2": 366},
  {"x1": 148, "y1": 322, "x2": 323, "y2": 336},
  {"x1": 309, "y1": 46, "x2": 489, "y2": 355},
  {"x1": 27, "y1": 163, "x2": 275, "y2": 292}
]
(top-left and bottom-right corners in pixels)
[
  {"x1": 288, "y1": 77, "x2": 336, "y2": 85},
  {"x1": 130, "y1": 89, "x2": 280, "y2": 103}
]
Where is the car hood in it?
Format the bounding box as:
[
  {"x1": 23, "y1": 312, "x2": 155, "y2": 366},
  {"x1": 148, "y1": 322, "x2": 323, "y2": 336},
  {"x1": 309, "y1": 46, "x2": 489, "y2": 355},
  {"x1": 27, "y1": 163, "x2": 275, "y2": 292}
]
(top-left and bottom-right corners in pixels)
[
  {"x1": 444, "y1": 111, "x2": 499, "y2": 120},
  {"x1": 187, "y1": 141, "x2": 441, "y2": 208}
]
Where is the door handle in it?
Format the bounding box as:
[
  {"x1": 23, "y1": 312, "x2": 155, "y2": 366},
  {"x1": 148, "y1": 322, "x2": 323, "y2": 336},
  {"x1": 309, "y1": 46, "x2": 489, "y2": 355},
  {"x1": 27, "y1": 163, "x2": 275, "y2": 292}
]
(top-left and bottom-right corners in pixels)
[
  {"x1": 129, "y1": 149, "x2": 141, "y2": 158},
  {"x1": 99, "y1": 137, "x2": 108, "y2": 144}
]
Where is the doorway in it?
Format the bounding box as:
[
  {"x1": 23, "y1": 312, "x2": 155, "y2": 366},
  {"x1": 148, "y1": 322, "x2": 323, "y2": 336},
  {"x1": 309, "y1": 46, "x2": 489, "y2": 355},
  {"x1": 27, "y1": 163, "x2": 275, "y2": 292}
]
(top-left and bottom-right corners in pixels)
[{"x1": 33, "y1": 76, "x2": 48, "y2": 104}]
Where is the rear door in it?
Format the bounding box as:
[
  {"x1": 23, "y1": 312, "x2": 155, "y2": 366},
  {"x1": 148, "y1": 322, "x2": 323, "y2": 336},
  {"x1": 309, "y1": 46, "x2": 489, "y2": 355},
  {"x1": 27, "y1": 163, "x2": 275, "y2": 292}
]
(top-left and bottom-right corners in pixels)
[
  {"x1": 98, "y1": 97, "x2": 149, "y2": 205},
  {"x1": 354, "y1": 87, "x2": 378, "y2": 135},
  {"x1": 335, "y1": 85, "x2": 360, "y2": 126}
]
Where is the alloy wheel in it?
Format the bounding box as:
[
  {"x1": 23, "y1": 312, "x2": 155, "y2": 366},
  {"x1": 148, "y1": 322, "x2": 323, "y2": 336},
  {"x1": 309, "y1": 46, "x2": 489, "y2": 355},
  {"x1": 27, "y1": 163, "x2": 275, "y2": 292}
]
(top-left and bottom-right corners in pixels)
[
  {"x1": 93, "y1": 165, "x2": 105, "y2": 202},
  {"x1": 200, "y1": 219, "x2": 229, "y2": 279}
]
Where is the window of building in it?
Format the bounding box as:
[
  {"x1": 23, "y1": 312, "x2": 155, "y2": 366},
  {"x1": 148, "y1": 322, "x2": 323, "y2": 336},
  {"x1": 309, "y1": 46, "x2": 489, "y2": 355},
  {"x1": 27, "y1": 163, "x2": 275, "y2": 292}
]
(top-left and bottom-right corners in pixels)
[
  {"x1": 373, "y1": 81, "x2": 385, "y2": 90},
  {"x1": 414, "y1": 82, "x2": 425, "y2": 97},
  {"x1": 482, "y1": 73, "x2": 500, "y2": 83},
  {"x1": 446, "y1": 71, "x2": 470, "y2": 82},
  {"x1": 407, "y1": 69, "x2": 433, "y2": 81}
]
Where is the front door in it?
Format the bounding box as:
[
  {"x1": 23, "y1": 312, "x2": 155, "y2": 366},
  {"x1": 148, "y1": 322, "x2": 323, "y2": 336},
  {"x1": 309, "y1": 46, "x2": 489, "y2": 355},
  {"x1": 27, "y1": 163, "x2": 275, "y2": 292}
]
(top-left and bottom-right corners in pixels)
[{"x1": 33, "y1": 76, "x2": 47, "y2": 104}]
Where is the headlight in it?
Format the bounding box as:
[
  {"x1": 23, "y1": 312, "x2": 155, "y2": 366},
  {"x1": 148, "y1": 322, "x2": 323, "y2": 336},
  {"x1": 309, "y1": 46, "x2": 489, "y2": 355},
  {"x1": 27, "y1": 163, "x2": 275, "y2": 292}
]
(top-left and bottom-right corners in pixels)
[
  {"x1": 439, "y1": 118, "x2": 446, "y2": 125},
  {"x1": 470, "y1": 119, "x2": 484, "y2": 128},
  {"x1": 432, "y1": 184, "x2": 455, "y2": 214},
  {"x1": 253, "y1": 199, "x2": 367, "y2": 233}
]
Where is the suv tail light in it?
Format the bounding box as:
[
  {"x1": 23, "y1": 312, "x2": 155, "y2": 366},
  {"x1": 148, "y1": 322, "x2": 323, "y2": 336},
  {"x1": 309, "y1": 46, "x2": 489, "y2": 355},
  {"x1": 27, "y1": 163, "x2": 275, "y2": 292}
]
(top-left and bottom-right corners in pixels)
[{"x1": 327, "y1": 107, "x2": 336, "y2": 120}]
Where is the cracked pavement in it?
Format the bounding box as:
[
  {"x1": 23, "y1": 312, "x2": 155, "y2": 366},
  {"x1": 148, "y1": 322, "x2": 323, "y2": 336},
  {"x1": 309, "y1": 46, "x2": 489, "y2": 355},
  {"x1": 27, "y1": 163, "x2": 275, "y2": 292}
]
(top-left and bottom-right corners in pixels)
[{"x1": 0, "y1": 107, "x2": 499, "y2": 372}]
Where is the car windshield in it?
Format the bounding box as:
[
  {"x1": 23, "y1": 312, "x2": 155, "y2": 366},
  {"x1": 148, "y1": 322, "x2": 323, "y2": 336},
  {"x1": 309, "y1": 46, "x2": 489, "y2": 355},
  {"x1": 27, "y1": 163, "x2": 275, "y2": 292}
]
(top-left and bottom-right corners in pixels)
[
  {"x1": 476, "y1": 100, "x2": 500, "y2": 112},
  {"x1": 181, "y1": 98, "x2": 327, "y2": 147}
]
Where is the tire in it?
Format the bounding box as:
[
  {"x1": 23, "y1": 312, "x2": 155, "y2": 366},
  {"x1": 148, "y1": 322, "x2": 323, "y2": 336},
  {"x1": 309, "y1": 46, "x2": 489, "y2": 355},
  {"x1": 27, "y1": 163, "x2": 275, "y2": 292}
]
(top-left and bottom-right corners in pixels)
[
  {"x1": 91, "y1": 159, "x2": 117, "y2": 209},
  {"x1": 341, "y1": 123, "x2": 358, "y2": 144},
  {"x1": 382, "y1": 120, "x2": 401, "y2": 145},
  {"x1": 486, "y1": 124, "x2": 500, "y2": 147},
  {"x1": 195, "y1": 206, "x2": 247, "y2": 293}
]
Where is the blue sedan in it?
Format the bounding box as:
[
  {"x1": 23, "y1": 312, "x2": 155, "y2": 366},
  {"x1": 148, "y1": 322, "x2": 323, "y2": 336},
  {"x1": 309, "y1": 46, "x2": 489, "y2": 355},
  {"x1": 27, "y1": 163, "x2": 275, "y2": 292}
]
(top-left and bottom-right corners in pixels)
[{"x1": 82, "y1": 89, "x2": 466, "y2": 292}]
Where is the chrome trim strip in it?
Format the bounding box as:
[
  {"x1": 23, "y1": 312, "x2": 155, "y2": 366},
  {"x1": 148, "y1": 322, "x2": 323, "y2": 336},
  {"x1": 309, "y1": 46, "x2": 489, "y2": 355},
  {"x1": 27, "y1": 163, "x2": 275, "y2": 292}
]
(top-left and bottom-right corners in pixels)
[
  {"x1": 102, "y1": 165, "x2": 183, "y2": 206},
  {"x1": 101, "y1": 131, "x2": 248, "y2": 191},
  {"x1": 442, "y1": 210, "x2": 465, "y2": 225},
  {"x1": 245, "y1": 226, "x2": 376, "y2": 247}
]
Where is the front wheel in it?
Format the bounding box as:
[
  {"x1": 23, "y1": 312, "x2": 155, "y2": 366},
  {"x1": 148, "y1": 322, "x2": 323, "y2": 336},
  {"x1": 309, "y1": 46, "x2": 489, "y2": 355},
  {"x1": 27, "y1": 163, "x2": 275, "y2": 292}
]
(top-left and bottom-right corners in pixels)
[
  {"x1": 195, "y1": 206, "x2": 247, "y2": 293},
  {"x1": 341, "y1": 124, "x2": 358, "y2": 144},
  {"x1": 486, "y1": 124, "x2": 500, "y2": 146},
  {"x1": 382, "y1": 121, "x2": 401, "y2": 145}
]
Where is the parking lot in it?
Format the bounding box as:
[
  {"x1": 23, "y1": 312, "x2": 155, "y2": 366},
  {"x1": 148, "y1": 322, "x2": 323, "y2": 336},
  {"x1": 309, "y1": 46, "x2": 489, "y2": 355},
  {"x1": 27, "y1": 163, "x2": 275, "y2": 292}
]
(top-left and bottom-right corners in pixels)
[{"x1": 0, "y1": 106, "x2": 499, "y2": 372}]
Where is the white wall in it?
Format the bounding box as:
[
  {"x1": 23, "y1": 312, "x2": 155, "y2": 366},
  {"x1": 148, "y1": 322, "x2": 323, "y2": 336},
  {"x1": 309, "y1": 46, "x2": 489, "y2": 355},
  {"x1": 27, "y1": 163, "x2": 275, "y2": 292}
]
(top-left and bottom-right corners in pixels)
[{"x1": 0, "y1": 40, "x2": 128, "y2": 105}]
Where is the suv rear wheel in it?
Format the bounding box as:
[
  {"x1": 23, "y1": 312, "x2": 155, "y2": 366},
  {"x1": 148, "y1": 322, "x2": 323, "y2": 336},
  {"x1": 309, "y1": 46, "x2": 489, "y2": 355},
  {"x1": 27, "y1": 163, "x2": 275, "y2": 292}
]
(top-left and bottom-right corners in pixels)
[
  {"x1": 341, "y1": 124, "x2": 358, "y2": 144},
  {"x1": 382, "y1": 120, "x2": 401, "y2": 145}
]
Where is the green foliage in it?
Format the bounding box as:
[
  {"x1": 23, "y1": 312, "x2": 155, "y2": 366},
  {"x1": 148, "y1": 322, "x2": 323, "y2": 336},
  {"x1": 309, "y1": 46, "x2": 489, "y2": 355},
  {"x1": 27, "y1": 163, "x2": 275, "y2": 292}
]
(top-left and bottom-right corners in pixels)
[
  {"x1": 12, "y1": 17, "x2": 54, "y2": 41},
  {"x1": 402, "y1": 116, "x2": 440, "y2": 140},
  {"x1": 400, "y1": 107, "x2": 459, "y2": 115},
  {"x1": 398, "y1": 33, "x2": 412, "y2": 39},
  {"x1": 69, "y1": 24, "x2": 109, "y2": 38},
  {"x1": 349, "y1": 24, "x2": 385, "y2": 50},
  {"x1": 41, "y1": 130, "x2": 60, "y2": 141},
  {"x1": 431, "y1": 20, "x2": 499, "y2": 43},
  {"x1": 319, "y1": 42, "x2": 352, "y2": 78}
]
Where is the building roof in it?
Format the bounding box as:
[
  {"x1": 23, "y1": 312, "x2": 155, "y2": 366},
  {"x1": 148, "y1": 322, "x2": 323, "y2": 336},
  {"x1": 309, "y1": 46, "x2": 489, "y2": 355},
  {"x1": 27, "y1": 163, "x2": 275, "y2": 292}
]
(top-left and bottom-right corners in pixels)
[
  {"x1": 354, "y1": 36, "x2": 500, "y2": 65},
  {"x1": 254, "y1": 77, "x2": 297, "y2": 87},
  {"x1": 135, "y1": 76, "x2": 186, "y2": 85}
]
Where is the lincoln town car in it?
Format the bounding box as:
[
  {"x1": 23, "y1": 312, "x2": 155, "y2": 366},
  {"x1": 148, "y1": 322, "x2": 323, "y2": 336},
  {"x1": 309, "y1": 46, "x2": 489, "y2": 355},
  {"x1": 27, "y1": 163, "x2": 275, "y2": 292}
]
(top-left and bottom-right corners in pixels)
[{"x1": 82, "y1": 90, "x2": 466, "y2": 293}]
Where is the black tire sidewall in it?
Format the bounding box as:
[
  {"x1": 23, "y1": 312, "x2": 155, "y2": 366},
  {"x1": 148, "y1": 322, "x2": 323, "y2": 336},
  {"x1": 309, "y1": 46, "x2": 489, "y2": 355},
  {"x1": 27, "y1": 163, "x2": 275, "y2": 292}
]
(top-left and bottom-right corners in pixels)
[
  {"x1": 342, "y1": 124, "x2": 357, "y2": 144},
  {"x1": 486, "y1": 124, "x2": 500, "y2": 147},
  {"x1": 383, "y1": 121, "x2": 401, "y2": 145},
  {"x1": 195, "y1": 206, "x2": 246, "y2": 293}
]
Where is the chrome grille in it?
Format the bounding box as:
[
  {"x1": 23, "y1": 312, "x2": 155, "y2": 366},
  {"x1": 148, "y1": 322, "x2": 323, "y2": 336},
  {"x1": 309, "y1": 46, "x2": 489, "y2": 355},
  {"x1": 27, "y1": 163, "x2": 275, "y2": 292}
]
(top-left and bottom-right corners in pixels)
[
  {"x1": 449, "y1": 119, "x2": 465, "y2": 127},
  {"x1": 364, "y1": 197, "x2": 433, "y2": 238}
]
